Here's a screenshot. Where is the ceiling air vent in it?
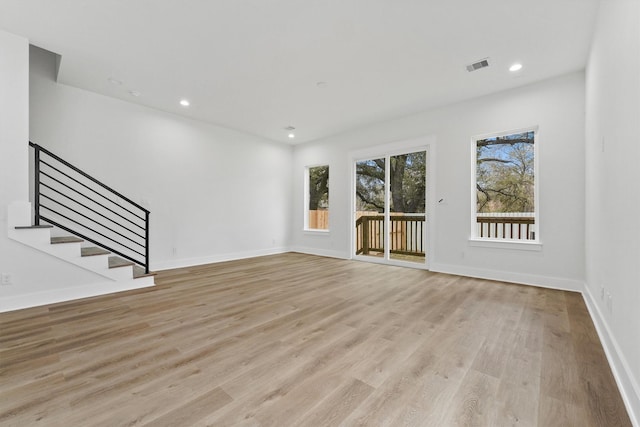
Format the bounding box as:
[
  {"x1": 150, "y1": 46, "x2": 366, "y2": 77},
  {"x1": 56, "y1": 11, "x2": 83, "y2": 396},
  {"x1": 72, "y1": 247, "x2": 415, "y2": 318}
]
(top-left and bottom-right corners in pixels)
[{"x1": 466, "y1": 58, "x2": 490, "y2": 72}]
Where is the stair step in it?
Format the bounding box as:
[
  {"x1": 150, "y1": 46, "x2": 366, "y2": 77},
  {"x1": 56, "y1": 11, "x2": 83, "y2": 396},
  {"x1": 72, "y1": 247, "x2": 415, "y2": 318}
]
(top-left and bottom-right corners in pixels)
[
  {"x1": 51, "y1": 236, "x2": 84, "y2": 244},
  {"x1": 133, "y1": 265, "x2": 157, "y2": 279},
  {"x1": 81, "y1": 247, "x2": 111, "y2": 257},
  {"x1": 108, "y1": 256, "x2": 134, "y2": 269},
  {"x1": 15, "y1": 225, "x2": 54, "y2": 229}
]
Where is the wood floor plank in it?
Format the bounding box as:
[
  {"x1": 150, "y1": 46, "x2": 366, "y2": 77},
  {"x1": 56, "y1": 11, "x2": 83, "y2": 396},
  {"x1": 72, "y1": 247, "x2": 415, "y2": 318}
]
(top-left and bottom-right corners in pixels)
[
  {"x1": 348, "y1": 327, "x2": 428, "y2": 388},
  {"x1": 294, "y1": 377, "x2": 374, "y2": 426},
  {"x1": 0, "y1": 252, "x2": 631, "y2": 426},
  {"x1": 565, "y1": 292, "x2": 632, "y2": 426},
  {"x1": 493, "y1": 329, "x2": 542, "y2": 426},
  {"x1": 538, "y1": 394, "x2": 592, "y2": 427},
  {"x1": 218, "y1": 322, "x2": 355, "y2": 400},
  {"x1": 140, "y1": 387, "x2": 232, "y2": 426},
  {"x1": 440, "y1": 369, "x2": 501, "y2": 427}
]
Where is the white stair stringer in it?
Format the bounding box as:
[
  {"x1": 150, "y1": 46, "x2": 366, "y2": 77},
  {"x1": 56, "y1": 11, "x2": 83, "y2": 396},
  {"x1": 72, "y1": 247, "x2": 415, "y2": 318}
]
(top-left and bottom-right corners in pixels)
[
  {"x1": 5, "y1": 202, "x2": 155, "y2": 312},
  {"x1": 9, "y1": 226, "x2": 138, "y2": 281}
]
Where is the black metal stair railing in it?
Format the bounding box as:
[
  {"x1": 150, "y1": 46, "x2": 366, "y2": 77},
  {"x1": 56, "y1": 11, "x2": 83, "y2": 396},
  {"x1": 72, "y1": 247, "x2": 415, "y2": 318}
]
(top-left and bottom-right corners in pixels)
[{"x1": 30, "y1": 142, "x2": 150, "y2": 273}]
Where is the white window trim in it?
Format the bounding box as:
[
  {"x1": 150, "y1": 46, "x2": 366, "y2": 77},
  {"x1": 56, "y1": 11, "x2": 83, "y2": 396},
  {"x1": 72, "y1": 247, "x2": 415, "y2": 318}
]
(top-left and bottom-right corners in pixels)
[
  {"x1": 469, "y1": 238, "x2": 542, "y2": 251},
  {"x1": 304, "y1": 229, "x2": 330, "y2": 236},
  {"x1": 304, "y1": 164, "x2": 330, "y2": 232},
  {"x1": 470, "y1": 126, "x2": 540, "y2": 248}
]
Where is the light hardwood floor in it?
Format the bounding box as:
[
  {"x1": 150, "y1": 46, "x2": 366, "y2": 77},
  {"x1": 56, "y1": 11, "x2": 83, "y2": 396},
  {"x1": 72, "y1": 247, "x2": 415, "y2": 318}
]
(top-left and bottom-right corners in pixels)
[{"x1": 0, "y1": 253, "x2": 631, "y2": 426}]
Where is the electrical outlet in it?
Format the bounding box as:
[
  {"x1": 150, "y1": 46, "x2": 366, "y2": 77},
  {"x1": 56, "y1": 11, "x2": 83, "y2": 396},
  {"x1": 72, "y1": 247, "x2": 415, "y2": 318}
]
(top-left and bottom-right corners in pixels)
[
  {"x1": 1, "y1": 273, "x2": 11, "y2": 286},
  {"x1": 172, "y1": 247, "x2": 177, "y2": 256}
]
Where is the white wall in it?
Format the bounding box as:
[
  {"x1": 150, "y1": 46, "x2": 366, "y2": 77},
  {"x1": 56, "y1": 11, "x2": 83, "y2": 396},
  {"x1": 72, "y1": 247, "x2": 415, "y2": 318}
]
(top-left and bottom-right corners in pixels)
[
  {"x1": 0, "y1": 32, "x2": 110, "y2": 311},
  {"x1": 585, "y1": 0, "x2": 640, "y2": 423},
  {"x1": 0, "y1": 30, "x2": 28, "y2": 213},
  {"x1": 0, "y1": 30, "x2": 30, "y2": 302},
  {"x1": 292, "y1": 72, "x2": 586, "y2": 291},
  {"x1": 29, "y1": 46, "x2": 293, "y2": 271}
]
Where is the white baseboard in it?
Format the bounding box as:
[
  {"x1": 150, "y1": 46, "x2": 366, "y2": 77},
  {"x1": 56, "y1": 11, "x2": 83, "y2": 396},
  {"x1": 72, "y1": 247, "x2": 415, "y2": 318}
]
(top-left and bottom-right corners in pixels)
[
  {"x1": 0, "y1": 276, "x2": 155, "y2": 313},
  {"x1": 582, "y1": 285, "x2": 640, "y2": 427},
  {"x1": 152, "y1": 247, "x2": 290, "y2": 271},
  {"x1": 428, "y1": 261, "x2": 584, "y2": 292}
]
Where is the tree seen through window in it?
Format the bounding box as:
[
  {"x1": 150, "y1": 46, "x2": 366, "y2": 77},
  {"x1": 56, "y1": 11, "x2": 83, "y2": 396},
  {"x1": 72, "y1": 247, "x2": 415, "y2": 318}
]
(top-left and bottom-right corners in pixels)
[{"x1": 476, "y1": 131, "x2": 534, "y2": 214}]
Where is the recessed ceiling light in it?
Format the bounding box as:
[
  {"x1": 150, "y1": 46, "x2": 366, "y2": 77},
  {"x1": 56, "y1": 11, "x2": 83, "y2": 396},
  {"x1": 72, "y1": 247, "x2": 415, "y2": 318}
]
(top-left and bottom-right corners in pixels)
[
  {"x1": 108, "y1": 77, "x2": 122, "y2": 85},
  {"x1": 180, "y1": 99, "x2": 190, "y2": 107},
  {"x1": 284, "y1": 126, "x2": 296, "y2": 138},
  {"x1": 128, "y1": 90, "x2": 141, "y2": 97},
  {"x1": 509, "y1": 63, "x2": 523, "y2": 72}
]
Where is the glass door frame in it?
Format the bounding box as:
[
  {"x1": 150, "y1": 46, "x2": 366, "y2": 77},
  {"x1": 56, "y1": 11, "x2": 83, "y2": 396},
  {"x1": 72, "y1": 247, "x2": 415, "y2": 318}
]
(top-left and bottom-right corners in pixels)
[{"x1": 350, "y1": 137, "x2": 435, "y2": 270}]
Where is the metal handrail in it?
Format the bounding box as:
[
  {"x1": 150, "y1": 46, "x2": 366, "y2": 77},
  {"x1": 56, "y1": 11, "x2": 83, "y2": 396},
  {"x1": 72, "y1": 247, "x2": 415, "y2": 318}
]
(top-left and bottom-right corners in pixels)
[
  {"x1": 40, "y1": 160, "x2": 146, "y2": 223},
  {"x1": 30, "y1": 142, "x2": 150, "y2": 273},
  {"x1": 39, "y1": 184, "x2": 145, "y2": 238}
]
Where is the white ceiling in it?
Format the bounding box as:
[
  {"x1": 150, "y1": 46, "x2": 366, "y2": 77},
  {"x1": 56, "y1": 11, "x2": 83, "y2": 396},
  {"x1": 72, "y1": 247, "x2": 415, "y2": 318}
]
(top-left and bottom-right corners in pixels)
[{"x1": 0, "y1": 0, "x2": 599, "y2": 144}]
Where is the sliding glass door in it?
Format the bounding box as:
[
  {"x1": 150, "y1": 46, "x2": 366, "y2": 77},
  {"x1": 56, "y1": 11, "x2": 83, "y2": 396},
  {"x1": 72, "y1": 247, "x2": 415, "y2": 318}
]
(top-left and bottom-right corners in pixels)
[
  {"x1": 354, "y1": 150, "x2": 427, "y2": 266},
  {"x1": 355, "y1": 158, "x2": 386, "y2": 259}
]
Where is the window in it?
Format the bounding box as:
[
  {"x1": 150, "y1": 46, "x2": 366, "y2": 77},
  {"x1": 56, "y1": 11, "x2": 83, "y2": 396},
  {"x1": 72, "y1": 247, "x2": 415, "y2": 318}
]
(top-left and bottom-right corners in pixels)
[
  {"x1": 305, "y1": 165, "x2": 329, "y2": 231},
  {"x1": 473, "y1": 129, "x2": 537, "y2": 242}
]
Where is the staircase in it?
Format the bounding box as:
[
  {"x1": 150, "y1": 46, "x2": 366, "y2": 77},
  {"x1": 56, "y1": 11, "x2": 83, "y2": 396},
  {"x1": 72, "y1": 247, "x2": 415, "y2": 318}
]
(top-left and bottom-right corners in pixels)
[
  {"x1": 3, "y1": 142, "x2": 155, "y2": 310},
  {"x1": 9, "y1": 223, "x2": 155, "y2": 285}
]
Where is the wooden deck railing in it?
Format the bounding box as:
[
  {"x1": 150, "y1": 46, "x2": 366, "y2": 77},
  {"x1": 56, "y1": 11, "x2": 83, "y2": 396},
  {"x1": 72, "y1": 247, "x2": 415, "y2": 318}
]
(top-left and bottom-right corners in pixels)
[
  {"x1": 476, "y1": 216, "x2": 535, "y2": 240},
  {"x1": 355, "y1": 215, "x2": 425, "y2": 257},
  {"x1": 354, "y1": 215, "x2": 534, "y2": 257}
]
